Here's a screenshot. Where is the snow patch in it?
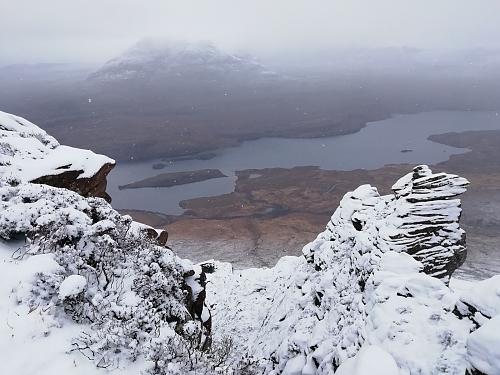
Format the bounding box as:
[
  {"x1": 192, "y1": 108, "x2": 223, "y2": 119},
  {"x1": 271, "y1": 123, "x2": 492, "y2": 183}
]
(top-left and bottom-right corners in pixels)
[
  {"x1": 335, "y1": 345, "x2": 399, "y2": 375},
  {"x1": 58, "y1": 275, "x2": 87, "y2": 299},
  {"x1": 467, "y1": 315, "x2": 500, "y2": 374}
]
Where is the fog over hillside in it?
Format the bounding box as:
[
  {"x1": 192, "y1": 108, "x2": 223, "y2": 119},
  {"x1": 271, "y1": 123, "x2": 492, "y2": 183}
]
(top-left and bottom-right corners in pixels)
[{"x1": 2, "y1": 0, "x2": 500, "y2": 64}]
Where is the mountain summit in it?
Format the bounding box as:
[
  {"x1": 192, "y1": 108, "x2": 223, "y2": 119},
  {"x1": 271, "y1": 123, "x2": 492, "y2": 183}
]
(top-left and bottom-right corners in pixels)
[{"x1": 88, "y1": 38, "x2": 274, "y2": 83}]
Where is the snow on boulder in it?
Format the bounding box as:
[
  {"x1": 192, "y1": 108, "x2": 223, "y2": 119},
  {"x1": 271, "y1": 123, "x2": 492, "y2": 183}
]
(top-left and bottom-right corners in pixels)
[
  {"x1": 378, "y1": 251, "x2": 423, "y2": 275},
  {"x1": 467, "y1": 315, "x2": 500, "y2": 374},
  {"x1": 335, "y1": 345, "x2": 399, "y2": 375},
  {"x1": 58, "y1": 275, "x2": 87, "y2": 300},
  {"x1": 458, "y1": 275, "x2": 500, "y2": 319},
  {"x1": 0, "y1": 110, "x2": 115, "y2": 200}
]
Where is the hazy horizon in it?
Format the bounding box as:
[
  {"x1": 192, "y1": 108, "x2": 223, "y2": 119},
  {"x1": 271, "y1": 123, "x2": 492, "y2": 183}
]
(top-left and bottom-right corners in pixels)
[{"x1": 1, "y1": 0, "x2": 500, "y2": 65}]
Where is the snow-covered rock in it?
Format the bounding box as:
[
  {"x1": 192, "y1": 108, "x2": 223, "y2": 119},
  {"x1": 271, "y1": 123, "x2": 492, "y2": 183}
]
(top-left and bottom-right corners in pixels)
[
  {"x1": 467, "y1": 316, "x2": 500, "y2": 375},
  {"x1": 0, "y1": 110, "x2": 115, "y2": 200},
  {"x1": 335, "y1": 345, "x2": 399, "y2": 375},
  {"x1": 206, "y1": 165, "x2": 483, "y2": 374},
  {"x1": 390, "y1": 165, "x2": 469, "y2": 279}
]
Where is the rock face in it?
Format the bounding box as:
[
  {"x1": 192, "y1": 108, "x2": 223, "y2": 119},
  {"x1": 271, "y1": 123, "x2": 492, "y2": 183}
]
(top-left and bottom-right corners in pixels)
[
  {"x1": 389, "y1": 164, "x2": 469, "y2": 280},
  {"x1": 32, "y1": 162, "x2": 115, "y2": 201},
  {"x1": 304, "y1": 164, "x2": 469, "y2": 283},
  {"x1": 0, "y1": 110, "x2": 115, "y2": 201}
]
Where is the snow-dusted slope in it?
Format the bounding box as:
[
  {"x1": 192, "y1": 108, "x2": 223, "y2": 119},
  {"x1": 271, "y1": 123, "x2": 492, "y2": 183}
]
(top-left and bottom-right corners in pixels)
[
  {"x1": 0, "y1": 110, "x2": 216, "y2": 374},
  {"x1": 2, "y1": 110, "x2": 500, "y2": 374}
]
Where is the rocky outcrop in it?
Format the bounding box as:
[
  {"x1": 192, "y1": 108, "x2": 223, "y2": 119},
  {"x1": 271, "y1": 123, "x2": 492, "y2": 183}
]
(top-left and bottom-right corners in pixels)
[
  {"x1": 0, "y1": 110, "x2": 173, "y2": 246},
  {"x1": 32, "y1": 162, "x2": 115, "y2": 201},
  {"x1": 389, "y1": 164, "x2": 469, "y2": 279},
  {"x1": 304, "y1": 164, "x2": 469, "y2": 282},
  {"x1": 0, "y1": 110, "x2": 115, "y2": 201},
  {"x1": 207, "y1": 165, "x2": 480, "y2": 374}
]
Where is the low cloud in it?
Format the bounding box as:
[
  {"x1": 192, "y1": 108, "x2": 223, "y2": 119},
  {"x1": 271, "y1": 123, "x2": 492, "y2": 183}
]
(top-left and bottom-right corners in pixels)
[{"x1": 1, "y1": 0, "x2": 500, "y2": 64}]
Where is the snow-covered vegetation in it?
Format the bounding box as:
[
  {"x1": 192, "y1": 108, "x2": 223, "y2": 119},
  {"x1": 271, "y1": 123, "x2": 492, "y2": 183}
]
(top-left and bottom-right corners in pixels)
[
  {"x1": 0, "y1": 112, "x2": 224, "y2": 374},
  {"x1": 1, "y1": 111, "x2": 500, "y2": 374}
]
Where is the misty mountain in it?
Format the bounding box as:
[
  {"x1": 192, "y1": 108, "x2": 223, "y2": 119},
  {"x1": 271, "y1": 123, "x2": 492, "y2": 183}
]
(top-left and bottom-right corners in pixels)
[
  {"x1": 87, "y1": 38, "x2": 277, "y2": 85},
  {"x1": 2, "y1": 42, "x2": 500, "y2": 162}
]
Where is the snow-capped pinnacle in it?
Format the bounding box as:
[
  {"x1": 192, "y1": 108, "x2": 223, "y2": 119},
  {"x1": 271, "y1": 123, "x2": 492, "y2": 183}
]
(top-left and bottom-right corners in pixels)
[
  {"x1": 303, "y1": 165, "x2": 469, "y2": 282},
  {"x1": 388, "y1": 165, "x2": 469, "y2": 279}
]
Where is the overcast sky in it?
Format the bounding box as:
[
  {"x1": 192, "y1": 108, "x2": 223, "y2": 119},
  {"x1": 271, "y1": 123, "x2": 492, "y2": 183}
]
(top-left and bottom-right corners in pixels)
[{"x1": 1, "y1": 0, "x2": 500, "y2": 64}]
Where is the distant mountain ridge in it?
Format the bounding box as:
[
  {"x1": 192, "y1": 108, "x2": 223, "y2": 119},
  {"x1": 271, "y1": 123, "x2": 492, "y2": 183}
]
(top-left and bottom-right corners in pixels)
[{"x1": 87, "y1": 38, "x2": 276, "y2": 83}]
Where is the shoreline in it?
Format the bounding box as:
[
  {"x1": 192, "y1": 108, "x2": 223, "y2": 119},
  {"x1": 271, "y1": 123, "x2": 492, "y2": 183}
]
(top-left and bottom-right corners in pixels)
[{"x1": 117, "y1": 128, "x2": 500, "y2": 272}]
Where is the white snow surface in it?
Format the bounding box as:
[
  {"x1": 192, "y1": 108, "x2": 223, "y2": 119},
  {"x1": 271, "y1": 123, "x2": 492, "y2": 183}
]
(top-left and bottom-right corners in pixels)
[
  {"x1": 0, "y1": 110, "x2": 114, "y2": 182},
  {"x1": 459, "y1": 275, "x2": 500, "y2": 318},
  {"x1": 335, "y1": 345, "x2": 399, "y2": 375},
  {"x1": 58, "y1": 274, "x2": 87, "y2": 299},
  {"x1": 2, "y1": 111, "x2": 500, "y2": 374},
  {"x1": 467, "y1": 315, "x2": 500, "y2": 375},
  {"x1": 0, "y1": 241, "x2": 110, "y2": 375}
]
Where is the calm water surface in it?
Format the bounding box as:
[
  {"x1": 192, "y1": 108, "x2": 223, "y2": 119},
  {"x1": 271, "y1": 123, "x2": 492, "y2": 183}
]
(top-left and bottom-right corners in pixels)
[{"x1": 108, "y1": 111, "x2": 500, "y2": 214}]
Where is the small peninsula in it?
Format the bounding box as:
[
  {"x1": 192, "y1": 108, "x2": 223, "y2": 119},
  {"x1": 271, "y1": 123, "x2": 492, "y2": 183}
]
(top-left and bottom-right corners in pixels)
[{"x1": 119, "y1": 169, "x2": 227, "y2": 189}]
